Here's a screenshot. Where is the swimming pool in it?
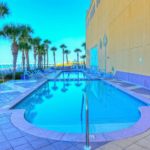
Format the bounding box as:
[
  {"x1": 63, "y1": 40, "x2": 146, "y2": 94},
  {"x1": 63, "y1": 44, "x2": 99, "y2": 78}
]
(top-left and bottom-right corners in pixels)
[
  {"x1": 15, "y1": 72, "x2": 146, "y2": 134},
  {"x1": 57, "y1": 71, "x2": 86, "y2": 79}
]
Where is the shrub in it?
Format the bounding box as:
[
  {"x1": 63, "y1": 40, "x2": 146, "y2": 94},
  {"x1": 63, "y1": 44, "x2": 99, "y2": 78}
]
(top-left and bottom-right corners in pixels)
[{"x1": 5, "y1": 72, "x2": 23, "y2": 80}]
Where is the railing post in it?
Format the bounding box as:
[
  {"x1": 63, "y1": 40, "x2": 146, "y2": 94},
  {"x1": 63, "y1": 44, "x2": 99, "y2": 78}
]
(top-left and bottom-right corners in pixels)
[{"x1": 84, "y1": 93, "x2": 91, "y2": 150}]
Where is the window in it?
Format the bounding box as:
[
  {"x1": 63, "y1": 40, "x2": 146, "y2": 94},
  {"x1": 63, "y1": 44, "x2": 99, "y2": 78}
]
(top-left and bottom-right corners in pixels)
[
  {"x1": 90, "y1": 3, "x2": 95, "y2": 20},
  {"x1": 90, "y1": 47, "x2": 98, "y2": 68},
  {"x1": 96, "y1": 0, "x2": 101, "y2": 7}
]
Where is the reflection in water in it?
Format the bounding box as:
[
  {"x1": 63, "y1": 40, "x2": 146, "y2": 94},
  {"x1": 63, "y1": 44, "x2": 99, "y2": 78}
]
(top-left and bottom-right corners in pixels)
[
  {"x1": 75, "y1": 72, "x2": 82, "y2": 87},
  {"x1": 60, "y1": 73, "x2": 68, "y2": 93},
  {"x1": 52, "y1": 81, "x2": 58, "y2": 91},
  {"x1": 61, "y1": 75, "x2": 68, "y2": 92},
  {"x1": 15, "y1": 79, "x2": 146, "y2": 133},
  {"x1": 45, "y1": 83, "x2": 53, "y2": 99},
  {"x1": 64, "y1": 73, "x2": 71, "y2": 87},
  {"x1": 16, "y1": 82, "x2": 54, "y2": 122},
  {"x1": 82, "y1": 87, "x2": 87, "y2": 92},
  {"x1": 61, "y1": 83, "x2": 68, "y2": 92},
  {"x1": 58, "y1": 71, "x2": 86, "y2": 80},
  {"x1": 75, "y1": 82, "x2": 82, "y2": 87},
  {"x1": 65, "y1": 82, "x2": 71, "y2": 87}
]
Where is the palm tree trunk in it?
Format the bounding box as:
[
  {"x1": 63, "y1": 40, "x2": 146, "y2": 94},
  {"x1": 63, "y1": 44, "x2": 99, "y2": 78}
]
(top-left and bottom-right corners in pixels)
[
  {"x1": 34, "y1": 47, "x2": 37, "y2": 69},
  {"x1": 38, "y1": 54, "x2": 40, "y2": 69},
  {"x1": 25, "y1": 50, "x2": 30, "y2": 71},
  {"x1": 78, "y1": 53, "x2": 79, "y2": 64},
  {"x1": 12, "y1": 54, "x2": 17, "y2": 79},
  {"x1": 39, "y1": 55, "x2": 42, "y2": 69},
  {"x1": 44, "y1": 54, "x2": 46, "y2": 69},
  {"x1": 41, "y1": 55, "x2": 43, "y2": 69},
  {"x1": 11, "y1": 41, "x2": 18, "y2": 80},
  {"x1": 53, "y1": 52, "x2": 56, "y2": 67},
  {"x1": 84, "y1": 60, "x2": 86, "y2": 69},
  {"x1": 66, "y1": 54, "x2": 69, "y2": 64},
  {"x1": 63, "y1": 49, "x2": 64, "y2": 68},
  {"x1": 47, "y1": 50, "x2": 49, "y2": 68},
  {"x1": 76, "y1": 53, "x2": 79, "y2": 67},
  {"x1": 22, "y1": 50, "x2": 25, "y2": 72}
]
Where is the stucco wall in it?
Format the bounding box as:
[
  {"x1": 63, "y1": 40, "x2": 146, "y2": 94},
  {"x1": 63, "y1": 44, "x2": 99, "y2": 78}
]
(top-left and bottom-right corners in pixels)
[{"x1": 86, "y1": 0, "x2": 150, "y2": 76}]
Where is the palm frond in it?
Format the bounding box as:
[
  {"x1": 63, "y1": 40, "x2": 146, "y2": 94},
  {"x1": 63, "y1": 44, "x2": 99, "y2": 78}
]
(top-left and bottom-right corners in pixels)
[
  {"x1": 60, "y1": 44, "x2": 67, "y2": 49},
  {"x1": 64, "y1": 50, "x2": 71, "y2": 54},
  {"x1": 51, "y1": 47, "x2": 57, "y2": 52},
  {"x1": 1, "y1": 24, "x2": 22, "y2": 41},
  {"x1": 0, "y1": 2, "x2": 9, "y2": 17},
  {"x1": 74, "y1": 48, "x2": 82, "y2": 53}
]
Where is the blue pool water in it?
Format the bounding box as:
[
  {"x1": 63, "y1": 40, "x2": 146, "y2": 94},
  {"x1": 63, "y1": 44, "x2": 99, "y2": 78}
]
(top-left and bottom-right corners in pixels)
[
  {"x1": 58, "y1": 71, "x2": 86, "y2": 79},
  {"x1": 15, "y1": 72, "x2": 146, "y2": 134}
]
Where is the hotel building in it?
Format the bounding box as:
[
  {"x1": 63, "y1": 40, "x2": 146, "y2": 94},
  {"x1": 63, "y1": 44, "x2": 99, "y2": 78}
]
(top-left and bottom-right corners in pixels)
[{"x1": 86, "y1": 0, "x2": 150, "y2": 88}]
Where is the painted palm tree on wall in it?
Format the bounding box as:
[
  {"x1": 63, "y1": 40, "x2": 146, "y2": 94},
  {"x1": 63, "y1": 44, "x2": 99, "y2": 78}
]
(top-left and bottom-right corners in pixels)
[
  {"x1": 0, "y1": 2, "x2": 9, "y2": 18},
  {"x1": 60, "y1": 44, "x2": 67, "y2": 68},
  {"x1": 44, "y1": 40, "x2": 51, "y2": 68},
  {"x1": 74, "y1": 48, "x2": 82, "y2": 67},
  {"x1": 30, "y1": 37, "x2": 41, "y2": 69},
  {"x1": 51, "y1": 47, "x2": 57, "y2": 67},
  {"x1": 64, "y1": 50, "x2": 71, "y2": 64},
  {"x1": 0, "y1": 24, "x2": 22, "y2": 79}
]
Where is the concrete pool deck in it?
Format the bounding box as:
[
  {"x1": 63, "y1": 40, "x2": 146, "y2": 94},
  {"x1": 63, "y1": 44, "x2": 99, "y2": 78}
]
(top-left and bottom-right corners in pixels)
[{"x1": 1, "y1": 71, "x2": 150, "y2": 149}]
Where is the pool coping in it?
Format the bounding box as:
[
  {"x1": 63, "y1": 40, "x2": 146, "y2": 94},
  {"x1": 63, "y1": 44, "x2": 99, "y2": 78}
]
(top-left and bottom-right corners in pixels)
[
  {"x1": 2, "y1": 70, "x2": 150, "y2": 142},
  {"x1": 10, "y1": 106, "x2": 150, "y2": 142}
]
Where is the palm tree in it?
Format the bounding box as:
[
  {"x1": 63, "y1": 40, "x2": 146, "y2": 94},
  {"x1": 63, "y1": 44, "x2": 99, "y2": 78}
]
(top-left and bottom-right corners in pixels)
[
  {"x1": 44, "y1": 40, "x2": 51, "y2": 68},
  {"x1": 43, "y1": 47, "x2": 47, "y2": 69},
  {"x1": 60, "y1": 44, "x2": 67, "y2": 68},
  {"x1": 81, "y1": 55, "x2": 86, "y2": 68},
  {"x1": 30, "y1": 37, "x2": 41, "y2": 69},
  {"x1": 0, "y1": 24, "x2": 22, "y2": 79},
  {"x1": 64, "y1": 50, "x2": 71, "y2": 64},
  {"x1": 19, "y1": 25, "x2": 33, "y2": 71},
  {"x1": 82, "y1": 42, "x2": 86, "y2": 52},
  {"x1": 51, "y1": 47, "x2": 57, "y2": 67},
  {"x1": 18, "y1": 42, "x2": 32, "y2": 71},
  {"x1": 37, "y1": 44, "x2": 45, "y2": 69},
  {"x1": 0, "y1": 2, "x2": 9, "y2": 18},
  {"x1": 25, "y1": 43, "x2": 32, "y2": 71},
  {"x1": 18, "y1": 42, "x2": 26, "y2": 72},
  {"x1": 74, "y1": 49, "x2": 82, "y2": 67}
]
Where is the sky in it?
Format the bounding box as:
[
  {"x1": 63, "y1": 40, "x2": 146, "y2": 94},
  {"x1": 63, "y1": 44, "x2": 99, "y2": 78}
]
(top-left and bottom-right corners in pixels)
[{"x1": 0, "y1": 0, "x2": 90, "y2": 65}]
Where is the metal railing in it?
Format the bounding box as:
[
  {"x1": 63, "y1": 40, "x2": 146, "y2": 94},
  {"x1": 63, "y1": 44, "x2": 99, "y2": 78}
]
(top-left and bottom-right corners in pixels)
[{"x1": 83, "y1": 92, "x2": 91, "y2": 150}]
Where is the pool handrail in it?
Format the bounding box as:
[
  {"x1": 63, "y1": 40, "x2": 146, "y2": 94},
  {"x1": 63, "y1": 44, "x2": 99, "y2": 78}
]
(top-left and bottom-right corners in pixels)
[{"x1": 84, "y1": 92, "x2": 91, "y2": 150}]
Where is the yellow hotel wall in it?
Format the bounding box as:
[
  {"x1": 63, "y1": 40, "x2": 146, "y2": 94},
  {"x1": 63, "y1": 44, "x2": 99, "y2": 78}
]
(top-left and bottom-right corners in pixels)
[{"x1": 86, "y1": 0, "x2": 150, "y2": 76}]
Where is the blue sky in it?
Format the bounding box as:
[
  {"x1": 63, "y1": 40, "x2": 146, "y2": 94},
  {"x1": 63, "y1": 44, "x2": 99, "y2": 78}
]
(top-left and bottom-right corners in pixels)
[{"x1": 0, "y1": 0, "x2": 90, "y2": 65}]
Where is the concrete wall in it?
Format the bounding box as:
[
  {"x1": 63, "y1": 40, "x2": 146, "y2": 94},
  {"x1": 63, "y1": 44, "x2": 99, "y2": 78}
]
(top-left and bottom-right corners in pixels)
[{"x1": 86, "y1": 0, "x2": 150, "y2": 76}]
